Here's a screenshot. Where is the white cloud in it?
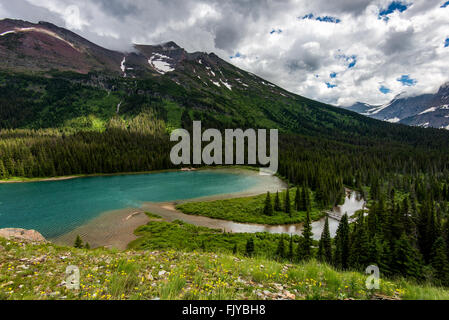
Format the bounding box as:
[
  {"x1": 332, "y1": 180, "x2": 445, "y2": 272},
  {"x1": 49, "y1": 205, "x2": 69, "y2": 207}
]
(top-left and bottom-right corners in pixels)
[{"x1": 3, "y1": 0, "x2": 449, "y2": 106}]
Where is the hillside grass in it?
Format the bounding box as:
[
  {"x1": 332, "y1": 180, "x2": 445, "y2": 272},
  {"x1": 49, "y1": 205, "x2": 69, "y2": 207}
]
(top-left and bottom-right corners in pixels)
[
  {"x1": 1, "y1": 237, "x2": 449, "y2": 300},
  {"x1": 176, "y1": 188, "x2": 325, "y2": 225},
  {"x1": 129, "y1": 219, "x2": 300, "y2": 258}
]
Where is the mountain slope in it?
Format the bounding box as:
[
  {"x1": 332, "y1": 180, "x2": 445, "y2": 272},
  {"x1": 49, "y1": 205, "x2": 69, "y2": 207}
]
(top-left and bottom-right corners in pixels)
[
  {"x1": 2, "y1": 237, "x2": 449, "y2": 300},
  {"x1": 345, "y1": 83, "x2": 449, "y2": 129},
  {"x1": 2, "y1": 19, "x2": 449, "y2": 151}
]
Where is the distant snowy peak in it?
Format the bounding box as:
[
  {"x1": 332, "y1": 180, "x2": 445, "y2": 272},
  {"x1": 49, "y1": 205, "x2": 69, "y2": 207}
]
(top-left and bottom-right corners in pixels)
[{"x1": 344, "y1": 82, "x2": 449, "y2": 130}]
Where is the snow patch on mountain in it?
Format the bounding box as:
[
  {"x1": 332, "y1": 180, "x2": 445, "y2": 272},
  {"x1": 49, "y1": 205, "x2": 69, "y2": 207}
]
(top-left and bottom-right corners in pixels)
[
  {"x1": 386, "y1": 117, "x2": 401, "y2": 123},
  {"x1": 120, "y1": 57, "x2": 126, "y2": 77},
  {"x1": 418, "y1": 107, "x2": 437, "y2": 115},
  {"x1": 148, "y1": 53, "x2": 175, "y2": 74},
  {"x1": 220, "y1": 79, "x2": 232, "y2": 90}
]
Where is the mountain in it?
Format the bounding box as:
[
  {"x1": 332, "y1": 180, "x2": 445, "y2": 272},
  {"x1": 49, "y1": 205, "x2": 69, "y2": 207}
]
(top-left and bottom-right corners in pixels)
[
  {"x1": 345, "y1": 83, "x2": 449, "y2": 129},
  {"x1": 2, "y1": 19, "x2": 449, "y2": 147}
]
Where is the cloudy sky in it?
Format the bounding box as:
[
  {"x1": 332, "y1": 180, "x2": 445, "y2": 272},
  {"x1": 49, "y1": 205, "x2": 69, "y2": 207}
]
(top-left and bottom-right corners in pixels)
[{"x1": 1, "y1": 0, "x2": 449, "y2": 106}]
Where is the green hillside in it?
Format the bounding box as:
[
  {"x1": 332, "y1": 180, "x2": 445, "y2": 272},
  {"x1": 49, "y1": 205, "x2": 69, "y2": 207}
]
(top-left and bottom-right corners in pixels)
[{"x1": 2, "y1": 237, "x2": 449, "y2": 300}]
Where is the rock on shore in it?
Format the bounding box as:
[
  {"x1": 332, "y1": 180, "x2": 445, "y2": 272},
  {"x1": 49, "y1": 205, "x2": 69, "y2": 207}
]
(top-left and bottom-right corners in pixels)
[{"x1": 0, "y1": 228, "x2": 47, "y2": 242}]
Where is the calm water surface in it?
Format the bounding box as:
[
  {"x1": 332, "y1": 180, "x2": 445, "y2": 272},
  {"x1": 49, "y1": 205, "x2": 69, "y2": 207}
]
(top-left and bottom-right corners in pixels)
[{"x1": 0, "y1": 170, "x2": 283, "y2": 238}]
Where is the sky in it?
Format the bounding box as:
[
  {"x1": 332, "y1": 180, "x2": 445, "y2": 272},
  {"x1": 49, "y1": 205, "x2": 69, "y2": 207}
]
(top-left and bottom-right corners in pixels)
[{"x1": 1, "y1": 0, "x2": 449, "y2": 106}]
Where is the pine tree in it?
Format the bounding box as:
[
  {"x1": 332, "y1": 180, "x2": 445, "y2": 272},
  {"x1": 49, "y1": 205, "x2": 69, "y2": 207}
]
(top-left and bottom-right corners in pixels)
[
  {"x1": 0, "y1": 160, "x2": 7, "y2": 179},
  {"x1": 276, "y1": 236, "x2": 286, "y2": 260},
  {"x1": 74, "y1": 235, "x2": 83, "y2": 248},
  {"x1": 84, "y1": 242, "x2": 90, "y2": 249},
  {"x1": 288, "y1": 235, "x2": 294, "y2": 262},
  {"x1": 392, "y1": 233, "x2": 422, "y2": 279},
  {"x1": 348, "y1": 215, "x2": 370, "y2": 270},
  {"x1": 334, "y1": 214, "x2": 350, "y2": 269},
  {"x1": 245, "y1": 238, "x2": 255, "y2": 257},
  {"x1": 233, "y1": 243, "x2": 238, "y2": 255},
  {"x1": 274, "y1": 191, "x2": 282, "y2": 211},
  {"x1": 295, "y1": 187, "x2": 301, "y2": 211},
  {"x1": 430, "y1": 237, "x2": 449, "y2": 286},
  {"x1": 298, "y1": 210, "x2": 313, "y2": 261},
  {"x1": 284, "y1": 187, "x2": 291, "y2": 216},
  {"x1": 263, "y1": 192, "x2": 273, "y2": 216},
  {"x1": 318, "y1": 216, "x2": 332, "y2": 263}
]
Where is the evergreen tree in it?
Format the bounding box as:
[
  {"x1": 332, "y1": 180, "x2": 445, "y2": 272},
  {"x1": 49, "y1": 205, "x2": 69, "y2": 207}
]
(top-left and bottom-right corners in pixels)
[
  {"x1": 430, "y1": 237, "x2": 449, "y2": 286},
  {"x1": 295, "y1": 187, "x2": 301, "y2": 211},
  {"x1": 276, "y1": 236, "x2": 286, "y2": 260},
  {"x1": 284, "y1": 187, "x2": 291, "y2": 216},
  {"x1": 233, "y1": 243, "x2": 238, "y2": 255},
  {"x1": 245, "y1": 238, "x2": 255, "y2": 257},
  {"x1": 392, "y1": 233, "x2": 422, "y2": 279},
  {"x1": 318, "y1": 216, "x2": 332, "y2": 264},
  {"x1": 348, "y1": 215, "x2": 370, "y2": 270},
  {"x1": 0, "y1": 160, "x2": 7, "y2": 178},
  {"x1": 334, "y1": 214, "x2": 350, "y2": 269},
  {"x1": 263, "y1": 192, "x2": 273, "y2": 216},
  {"x1": 274, "y1": 191, "x2": 282, "y2": 211},
  {"x1": 298, "y1": 210, "x2": 313, "y2": 261},
  {"x1": 74, "y1": 235, "x2": 83, "y2": 248},
  {"x1": 288, "y1": 235, "x2": 294, "y2": 262},
  {"x1": 84, "y1": 242, "x2": 90, "y2": 249}
]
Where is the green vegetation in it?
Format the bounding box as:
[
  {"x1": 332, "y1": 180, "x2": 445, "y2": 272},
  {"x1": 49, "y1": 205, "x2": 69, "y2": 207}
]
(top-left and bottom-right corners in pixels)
[
  {"x1": 176, "y1": 188, "x2": 324, "y2": 225},
  {"x1": 2, "y1": 237, "x2": 449, "y2": 300}
]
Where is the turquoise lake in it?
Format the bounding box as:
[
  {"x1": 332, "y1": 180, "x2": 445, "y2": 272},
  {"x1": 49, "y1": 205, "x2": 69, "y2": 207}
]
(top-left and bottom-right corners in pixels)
[{"x1": 0, "y1": 170, "x2": 271, "y2": 238}]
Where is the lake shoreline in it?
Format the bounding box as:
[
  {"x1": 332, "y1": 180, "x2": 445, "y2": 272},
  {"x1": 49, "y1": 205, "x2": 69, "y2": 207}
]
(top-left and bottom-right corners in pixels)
[
  {"x1": 0, "y1": 166, "x2": 266, "y2": 184},
  {"x1": 48, "y1": 168, "x2": 287, "y2": 250}
]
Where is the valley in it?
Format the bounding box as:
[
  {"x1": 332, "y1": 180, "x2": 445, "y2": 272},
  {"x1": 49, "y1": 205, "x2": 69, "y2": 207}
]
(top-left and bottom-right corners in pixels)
[{"x1": 1, "y1": 17, "x2": 449, "y2": 300}]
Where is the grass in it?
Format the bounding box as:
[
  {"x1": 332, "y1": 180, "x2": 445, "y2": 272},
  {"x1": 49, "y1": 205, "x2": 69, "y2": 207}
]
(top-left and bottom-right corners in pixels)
[
  {"x1": 2, "y1": 237, "x2": 449, "y2": 300},
  {"x1": 129, "y1": 219, "x2": 300, "y2": 259},
  {"x1": 177, "y1": 188, "x2": 325, "y2": 225}
]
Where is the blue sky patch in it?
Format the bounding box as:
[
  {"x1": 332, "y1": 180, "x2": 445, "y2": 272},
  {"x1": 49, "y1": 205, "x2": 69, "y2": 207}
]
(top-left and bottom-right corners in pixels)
[
  {"x1": 337, "y1": 54, "x2": 357, "y2": 69},
  {"x1": 326, "y1": 82, "x2": 337, "y2": 88},
  {"x1": 270, "y1": 29, "x2": 282, "y2": 34},
  {"x1": 445, "y1": 38, "x2": 449, "y2": 47},
  {"x1": 330, "y1": 72, "x2": 337, "y2": 78},
  {"x1": 230, "y1": 52, "x2": 242, "y2": 59},
  {"x1": 441, "y1": 1, "x2": 449, "y2": 8},
  {"x1": 379, "y1": 86, "x2": 391, "y2": 94},
  {"x1": 397, "y1": 75, "x2": 417, "y2": 86},
  {"x1": 379, "y1": 1, "x2": 410, "y2": 20},
  {"x1": 301, "y1": 13, "x2": 341, "y2": 24}
]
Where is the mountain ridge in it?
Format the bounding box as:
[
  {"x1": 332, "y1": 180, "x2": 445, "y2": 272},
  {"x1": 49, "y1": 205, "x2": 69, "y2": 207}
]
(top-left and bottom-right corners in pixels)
[{"x1": 345, "y1": 82, "x2": 449, "y2": 129}]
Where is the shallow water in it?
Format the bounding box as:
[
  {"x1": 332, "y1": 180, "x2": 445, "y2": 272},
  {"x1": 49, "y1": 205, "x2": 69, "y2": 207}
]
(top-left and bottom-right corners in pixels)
[
  {"x1": 0, "y1": 169, "x2": 285, "y2": 238},
  {"x1": 146, "y1": 190, "x2": 365, "y2": 240}
]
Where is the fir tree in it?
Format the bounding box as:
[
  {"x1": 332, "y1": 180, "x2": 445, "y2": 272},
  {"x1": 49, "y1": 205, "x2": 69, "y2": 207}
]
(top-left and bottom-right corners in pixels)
[
  {"x1": 74, "y1": 235, "x2": 83, "y2": 248},
  {"x1": 84, "y1": 242, "x2": 90, "y2": 249},
  {"x1": 245, "y1": 238, "x2": 255, "y2": 257},
  {"x1": 263, "y1": 191, "x2": 273, "y2": 216},
  {"x1": 430, "y1": 237, "x2": 449, "y2": 286},
  {"x1": 334, "y1": 214, "x2": 350, "y2": 269},
  {"x1": 318, "y1": 216, "x2": 332, "y2": 264},
  {"x1": 288, "y1": 235, "x2": 294, "y2": 262},
  {"x1": 276, "y1": 236, "x2": 286, "y2": 260},
  {"x1": 298, "y1": 210, "x2": 313, "y2": 261},
  {"x1": 274, "y1": 191, "x2": 282, "y2": 211},
  {"x1": 233, "y1": 243, "x2": 238, "y2": 255},
  {"x1": 284, "y1": 187, "x2": 291, "y2": 216},
  {"x1": 392, "y1": 233, "x2": 422, "y2": 279},
  {"x1": 295, "y1": 187, "x2": 301, "y2": 211}
]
